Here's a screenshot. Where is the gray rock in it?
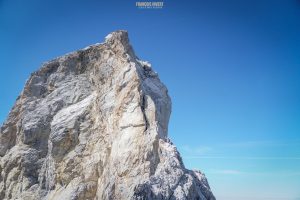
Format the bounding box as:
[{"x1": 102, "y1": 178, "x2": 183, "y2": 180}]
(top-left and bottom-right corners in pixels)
[{"x1": 0, "y1": 30, "x2": 215, "y2": 200}]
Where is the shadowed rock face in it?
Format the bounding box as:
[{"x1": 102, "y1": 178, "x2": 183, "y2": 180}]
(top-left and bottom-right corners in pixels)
[{"x1": 0, "y1": 30, "x2": 215, "y2": 200}]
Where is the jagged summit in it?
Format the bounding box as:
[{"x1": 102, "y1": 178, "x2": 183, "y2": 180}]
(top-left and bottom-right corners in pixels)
[
  {"x1": 105, "y1": 30, "x2": 130, "y2": 46},
  {"x1": 0, "y1": 31, "x2": 215, "y2": 200},
  {"x1": 104, "y1": 30, "x2": 136, "y2": 58}
]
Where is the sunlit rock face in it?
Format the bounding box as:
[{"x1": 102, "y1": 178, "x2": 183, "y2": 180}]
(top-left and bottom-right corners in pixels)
[{"x1": 0, "y1": 30, "x2": 215, "y2": 200}]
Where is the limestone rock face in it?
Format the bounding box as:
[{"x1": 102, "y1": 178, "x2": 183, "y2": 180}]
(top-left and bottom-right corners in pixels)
[{"x1": 0, "y1": 31, "x2": 215, "y2": 200}]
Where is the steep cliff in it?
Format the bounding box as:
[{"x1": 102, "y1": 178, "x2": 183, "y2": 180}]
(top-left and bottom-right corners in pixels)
[{"x1": 0, "y1": 30, "x2": 215, "y2": 200}]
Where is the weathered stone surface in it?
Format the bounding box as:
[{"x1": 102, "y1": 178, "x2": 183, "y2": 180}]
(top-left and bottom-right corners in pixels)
[{"x1": 0, "y1": 30, "x2": 215, "y2": 200}]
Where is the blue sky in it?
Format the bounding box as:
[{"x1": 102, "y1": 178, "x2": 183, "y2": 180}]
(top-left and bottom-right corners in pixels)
[{"x1": 1, "y1": 0, "x2": 300, "y2": 199}]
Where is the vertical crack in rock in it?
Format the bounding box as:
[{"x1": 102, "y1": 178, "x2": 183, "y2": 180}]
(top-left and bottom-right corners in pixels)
[
  {"x1": 140, "y1": 94, "x2": 149, "y2": 133},
  {"x1": 0, "y1": 30, "x2": 215, "y2": 200}
]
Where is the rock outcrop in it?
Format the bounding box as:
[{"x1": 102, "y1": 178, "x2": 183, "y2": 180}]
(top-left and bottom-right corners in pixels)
[{"x1": 0, "y1": 30, "x2": 215, "y2": 200}]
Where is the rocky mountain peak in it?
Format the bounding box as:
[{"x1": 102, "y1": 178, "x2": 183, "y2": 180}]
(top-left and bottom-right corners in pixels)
[
  {"x1": 105, "y1": 30, "x2": 129, "y2": 46},
  {"x1": 105, "y1": 30, "x2": 135, "y2": 58},
  {"x1": 0, "y1": 31, "x2": 215, "y2": 200}
]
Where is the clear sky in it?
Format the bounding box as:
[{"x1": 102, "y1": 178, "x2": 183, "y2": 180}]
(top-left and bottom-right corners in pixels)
[{"x1": 1, "y1": 0, "x2": 300, "y2": 199}]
